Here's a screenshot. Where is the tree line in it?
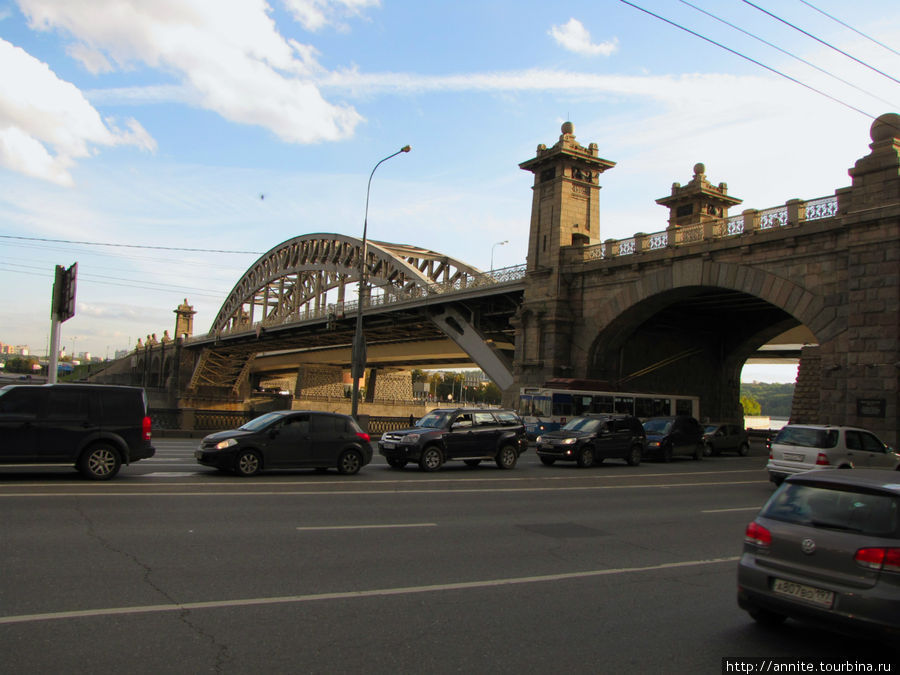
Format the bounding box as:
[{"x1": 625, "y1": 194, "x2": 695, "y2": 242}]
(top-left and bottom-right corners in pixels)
[{"x1": 740, "y1": 382, "x2": 794, "y2": 419}]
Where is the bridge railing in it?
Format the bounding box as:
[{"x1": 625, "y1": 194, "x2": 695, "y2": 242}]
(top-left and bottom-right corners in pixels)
[
  {"x1": 203, "y1": 263, "x2": 527, "y2": 340},
  {"x1": 583, "y1": 194, "x2": 839, "y2": 262}
]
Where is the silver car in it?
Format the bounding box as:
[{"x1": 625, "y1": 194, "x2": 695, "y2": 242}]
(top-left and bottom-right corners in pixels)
[
  {"x1": 737, "y1": 470, "x2": 900, "y2": 639},
  {"x1": 766, "y1": 424, "x2": 899, "y2": 485}
]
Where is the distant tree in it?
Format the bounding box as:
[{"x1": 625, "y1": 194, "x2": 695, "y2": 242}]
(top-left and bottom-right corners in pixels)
[
  {"x1": 740, "y1": 395, "x2": 762, "y2": 416},
  {"x1": 740, "y1": 382, "x2": 794, "y2": 418},
  {"x1": 4, "y1": 356, "x2": 38, "y2": 374}
]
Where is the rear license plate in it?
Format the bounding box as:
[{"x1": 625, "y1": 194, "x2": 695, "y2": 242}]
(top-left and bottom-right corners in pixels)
[
  {"x1": 783, "y1": 452, "x2": 804, "y2": 462},
  {"x1": 382, "y1": 442, "x2": 395, "y2": 449},
  {"x1": 772, "y1": 578, "x2": 834, "y2": 608}
]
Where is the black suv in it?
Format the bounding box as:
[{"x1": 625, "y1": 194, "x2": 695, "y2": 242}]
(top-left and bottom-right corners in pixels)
[
  {"x1": 379, "y1": 408, "x2": 528, "y2": 472},
  {"x1": 196, "y1": 410, "x2": 372, "y2": 476},
  {"x1": 642, "y1": 415, "x2": 705, "y2": 461},
  {"x1": 536, "y1": 415, "x2": 646, "y2": 467},
  {"x1": 0, "y1": 383, "x2": 155, "y2": 480}
]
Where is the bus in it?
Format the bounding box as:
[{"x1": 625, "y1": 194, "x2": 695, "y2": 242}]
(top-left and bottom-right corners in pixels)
[{"x1": 517, "y1": 386, "x2": 700, "y2": 439}]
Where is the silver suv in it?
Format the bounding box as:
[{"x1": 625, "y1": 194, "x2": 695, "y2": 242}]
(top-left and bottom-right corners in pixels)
[{"x1": 767, "y1": 424, "x2": 899, "y2": 485}]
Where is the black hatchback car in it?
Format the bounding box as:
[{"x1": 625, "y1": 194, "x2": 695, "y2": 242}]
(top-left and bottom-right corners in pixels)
[
  {"x1": 0, "y1": 383, "x2": 155, "y2": 480},
  {"x1": 536, "y1": 415, "x2": 646, "y2": 467},
  {"x1": 195, "y1": 410, "x2": 372, "y2": 476},
  {"x1": 642, "y1": 415, "x2": 705, "y2": 461}
]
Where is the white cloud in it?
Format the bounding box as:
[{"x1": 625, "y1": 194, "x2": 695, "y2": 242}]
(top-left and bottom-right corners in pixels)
[
  {"x1": 283, "y1": 0, "x2": 380, "y2": 32},
  {"x1": 17, "y1": 0, "x2": 364, "y2": 144},
  {"x1": 0, "y1": 38, "x2": 155, "y2": 186},
  {"x1": 549, "y1": 18, "x2": 617, "y2": 57}
]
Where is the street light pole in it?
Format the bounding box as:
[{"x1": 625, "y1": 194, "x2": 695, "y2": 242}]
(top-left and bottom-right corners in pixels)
[
  {"x1": 490, "y1": 240, "x2": 508, "y2": 272},
  {"x1": 350, "y1": 145, "x2": 411, "y2": 420}
]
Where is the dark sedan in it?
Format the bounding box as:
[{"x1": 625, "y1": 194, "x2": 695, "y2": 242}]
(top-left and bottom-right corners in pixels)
[
  {"x1": 536, "y1": 415, "x2": 645, "y2": 467},
  {"x1": 737, "y1": 469, "x2": 900, "y2": 640},
  {"x1": 196, "y1": 410, "x2": 372, "y2": 476}
]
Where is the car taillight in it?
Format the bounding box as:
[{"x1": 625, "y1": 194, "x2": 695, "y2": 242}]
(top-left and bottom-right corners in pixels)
[
  {"x1": 142, "y1": 416, "x2": 152, "y2": 441},
  {"x1": 744, "y1": 522, "x2": 771, "y2": 548},
  {"x1": 356, "y1": 432, "x2": 371, "y2": 442},
  {"x1": 855, "y1": 548, "x2": 900, "y2": 572},
  {"x1": 815, "y1": 453, "x2": 830, "y2": 466}
]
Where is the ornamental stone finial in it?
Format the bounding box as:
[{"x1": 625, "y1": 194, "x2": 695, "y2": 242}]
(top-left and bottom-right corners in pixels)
[{"x1": 870, "y1": 112, "x2": 900, "y2": 143}]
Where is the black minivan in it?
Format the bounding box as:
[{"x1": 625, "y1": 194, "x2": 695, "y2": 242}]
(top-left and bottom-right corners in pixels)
[{"x1": 0, "y1": 383, "x2": 155, "y2": 480}]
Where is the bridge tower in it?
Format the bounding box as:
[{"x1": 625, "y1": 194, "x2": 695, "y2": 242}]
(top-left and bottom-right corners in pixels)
[
  {"x1": 514, "y1": 122, "x2": 616, "y2": 388},
  {"x1": 655, "y1": 163, "x2": 742, "y2": 229}
]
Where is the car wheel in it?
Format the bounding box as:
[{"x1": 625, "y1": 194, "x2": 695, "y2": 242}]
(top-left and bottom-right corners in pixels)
[
  {"x1": 234, "y1": 450, "x2": 262, "y2": 477},
  {"x1": 539, "y1": 457, "x2": 556, "y2": 466},
  {"x1": 626, "y1": 445, "x2": 642, "y2": 466},
  {"x1": 693, "y1": 442, "x2": 704, "y2": 460},
  {"x1": 386, "y1": 458, "x2": 407, "y2": 469},
  {"x1": 464, "y1": 459, "x2": 482, "y2": 467},
  {"x1": 703, "y1": 442, "x2": 713, "y2": 457},
  {"x1": 419, "y1": 446, "x2": 443, "y2": 472},
  {"x1": 738, "y1": 443, "x2": 750, "y2": 457},
  {"x1": 78, "y1": 444, "x2": 121, "y2": 481},
  {"x1": 576, "y1": 446, "x2": 594, "y2": 468},
  {"x1": 337, "y1": 449, "x2": 363, "y2": 475},
  {"x1": 495, "y1": 445, "x2": 518, "y2": 470},
  {"x1": 770, "y1": 474, "x2": 784, "y2": 486},
  {"x1": 747, "y1": 608, "x2": 786, "y2": 627}
]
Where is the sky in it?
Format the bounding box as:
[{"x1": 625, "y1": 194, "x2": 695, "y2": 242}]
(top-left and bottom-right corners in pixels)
[{"x1": 1, "y1": 0, "x2": 898, "y2": 384}]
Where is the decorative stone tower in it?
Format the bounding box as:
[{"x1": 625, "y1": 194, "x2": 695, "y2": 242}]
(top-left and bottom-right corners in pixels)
[
  {"x1": 174, "y1": 298, "x2": 196, "y2": 339},
  {"x1": 655, "y1": 163, "x2": 742, "y2": 228},
  {"x1": 519, "y1": 122, "x2": 616, "y2": 271},
  {"x1": 512, "y1": 123, "x2": 615, "y2": 392}
]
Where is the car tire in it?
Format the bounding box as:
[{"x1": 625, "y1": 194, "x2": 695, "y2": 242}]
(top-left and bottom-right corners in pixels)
[
  {"x1": 234, "y1": 449, "x2": 262, "y2": 477},
  {"x1": 464, "y1": 459, "x2": 482, "y2": 467},
  {"x1": 576, "y1": 446, "x2": 594, "y2": 468},
  {"x1": 337, "y1": 449, "x2": 363, "y2": 475},
  {"x1": 770, "y1": 474, "x2": 784, "y2": 486},
  {"x1": 539, "y1": 457, "x2": 556, "y2": 466},
  {"x1": 495, "y1": 445, "x2": 518, "y2": 470},
  {"x1": 693, "y1": 443, "x2": 704, "y2": 460},
  {"x1": 626, "y1": 445, "x2": 642, "y2": 466},
  {"x1": 387, "y1": 458, "x2": 407, "y2": 469},
  {"x1": 738, "y1": 442, "x2": 750, "y2": 457},
  {"x1": 419, "y1": 446, "x2": 443, "y2": 472},
  {"x1": 78, "y1": 443, "x2": 122, "y2": 481},
  {"x1": 747, "y1": 608, "x2": 787, "y2": 627}
]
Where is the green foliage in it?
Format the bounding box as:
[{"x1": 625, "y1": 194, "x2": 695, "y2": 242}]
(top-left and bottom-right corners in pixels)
[
  {"x1": 740, "y1": 382, "x2": 795, "y2": 418},
  {"x1": 740, "y1": 395, "x2": 761, "y2": 416},
  {"x1": 3, "y1": 357, "x2": 39, "y2": 374}
]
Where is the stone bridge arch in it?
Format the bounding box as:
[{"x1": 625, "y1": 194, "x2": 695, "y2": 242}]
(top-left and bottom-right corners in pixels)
[{"x1": 581, "y1": 259, "x2": 831, "y2": 421}]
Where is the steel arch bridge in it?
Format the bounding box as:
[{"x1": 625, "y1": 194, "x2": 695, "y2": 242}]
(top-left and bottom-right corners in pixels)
[
  {"x1": 211, "y1": 233, "x2": 485, "y2": 335},
  {"x1": 187, "y1": 233, "x2": 523, "y2": 395}
]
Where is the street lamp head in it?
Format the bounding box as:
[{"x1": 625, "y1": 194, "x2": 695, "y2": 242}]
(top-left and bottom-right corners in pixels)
[{"x1": 401, "y1": 145, "x2": 411, "y2": 153}]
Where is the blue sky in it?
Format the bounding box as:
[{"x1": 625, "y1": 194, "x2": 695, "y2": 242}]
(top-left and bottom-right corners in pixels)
[{"x1": 1, "y1": 0, "x2": 898, "y2": 383}]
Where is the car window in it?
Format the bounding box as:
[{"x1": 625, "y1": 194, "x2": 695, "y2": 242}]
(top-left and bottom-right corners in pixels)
[
  {"x1": 452, "y1": 414, "x2": 473, "y2": 428},
  {"x1": 47, "y1": 389, "x2": 92, "y2": 421},
  {"x1": 643, "y1": 419, "x2": 672, "y2": 434},
  {"x1": 417, "y1": 411, "x2": 452, "y2": 429},
  {"x1": 775, "y1": 426, "x2": 838, "y2": 449},
  {"x1": 240, "y1": 411, "x2": 284, "y2": 431},
  {"x1": 495, "y1": 411, "x2": 519, "y2": 426},
  {"x1": 762, "y1": 483, "x2": 900, "y2": 537},
  {"x1": 859, "y1": 432, "x2": 886, "y2": 453},
  {"x1": 473, "y1": 412, "x2": 496, "y2": 427},
  {"x1": 563, "y1": 417, "x2": 601, "y2": 432},
  {"x1": 311, "y1": 415, "x2": 343, "y2": 434},
  {"x1": 0, "y1": 387, "x2": 44, "y2": 415},
  {"x1": 845, "y1": 431, "x2": 862, "y2": 450},
  {"x1": 100, "y1": 390, "x2": 140, "y2": 423}
]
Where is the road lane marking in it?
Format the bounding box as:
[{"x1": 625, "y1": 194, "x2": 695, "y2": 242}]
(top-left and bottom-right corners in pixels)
[
  {"x1": 296, "y1": 523, "x2": 436, "y2": 531},
  {"x1": 702, "y1": 506, "x2": 762, "y2": 513},
  {"x1": 0, "y1": 555, "x2": 740, "y2": 626},
  {"x1": 0, "y1": 479, "x2": 766, "y2": 497}
]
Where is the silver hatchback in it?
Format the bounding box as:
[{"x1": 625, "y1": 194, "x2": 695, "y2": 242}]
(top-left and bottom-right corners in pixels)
[{"x1": 737, "y1": 470, "x2": 900, "y2": 639}]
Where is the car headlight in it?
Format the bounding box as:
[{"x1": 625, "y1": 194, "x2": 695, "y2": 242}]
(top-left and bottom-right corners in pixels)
[
  {"x1": 214, "y1": 438, "x2": 238, "y2": 450},
  {"x1": 648, "y1": 441, "x2": 660, "y2": 448},
  {"x1": 535, "y1": 435, "x2": 543, "y2": 444},
  {"x1": 401, "y1": 434, "x2": 420, "y2": 444},
  {"x1": 561, "y1": 437, "x2": 576, "y2": 445}
]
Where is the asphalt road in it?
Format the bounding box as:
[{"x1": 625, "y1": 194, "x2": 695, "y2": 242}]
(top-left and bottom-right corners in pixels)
[{"x1": 1, "y1": 440, "x2": 896, "y2": 673}]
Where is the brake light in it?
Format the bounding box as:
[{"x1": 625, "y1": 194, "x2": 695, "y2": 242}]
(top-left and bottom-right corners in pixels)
[
  {"x1": 142, "y1": 416, "x2": 152, "y2": 441},
  {"x1": 815, "y1": 453, "x2": 830, "y2": 466},
  {"x1": 356, "y1": 432, "x2": 371, "y2": 442},
  {"x1": 856, "y1": 548, "x2": 900, "y2": 572},
  {"x1": 744, "y1": 522, "x2": 771, "y2": 548}
]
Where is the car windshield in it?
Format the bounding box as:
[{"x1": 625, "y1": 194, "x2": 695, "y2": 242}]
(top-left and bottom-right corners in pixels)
[
  {"x1": 416, "y1": 411, "x2": 452, "y2": 429},
  {"x1": 239, "y1": 412, "x2": 283, "y2": 431},
  {"x1": 775, "y1": 426, "x2": 839, "y2": 448},
  {"x1": 562, "y1": 417, "x2": 602, "y2": 432},
  {"x1": 761, "y1": 483, "x2": 900, "y2": 537},
  {"x1": 643, "y1": 419, "x2": 672, "y2": 434},
  {"x1": 704, "y1": 425, "x2": 719, "y2": 434}
]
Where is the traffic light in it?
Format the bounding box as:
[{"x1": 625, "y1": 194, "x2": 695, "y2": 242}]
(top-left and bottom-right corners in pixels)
[{"x1": 52, "y1": 262, "x2": 77, "y2": 322}]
